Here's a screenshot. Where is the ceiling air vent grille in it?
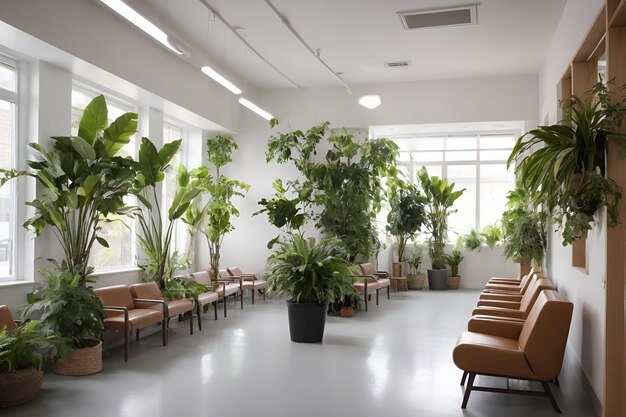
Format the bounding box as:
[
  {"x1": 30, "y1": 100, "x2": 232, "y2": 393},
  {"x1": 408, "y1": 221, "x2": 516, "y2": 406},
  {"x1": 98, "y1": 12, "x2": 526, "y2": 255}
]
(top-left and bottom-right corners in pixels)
[
  {"x1": 398, "y1": 5, "x2": 477, "y2": 30},
  {"x1": 385, "y1": 61, "x2": 411, "y2": 68}
]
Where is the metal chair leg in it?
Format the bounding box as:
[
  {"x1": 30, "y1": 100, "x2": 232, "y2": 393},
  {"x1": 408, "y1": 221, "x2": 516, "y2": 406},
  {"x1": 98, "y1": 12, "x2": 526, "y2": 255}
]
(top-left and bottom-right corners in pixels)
[
  {"x1": 542, "y1": 381, "x2": 562, "y2": 413},
  {"x1": 461, "y1": 371, "x2": 468, "y2": 386},
  {"x1": 162, "y1": 320, "x2": 167, "y2": 346},
  {"x1": 189, "y1": 310, "x2": 194, "y2": 335},
  {"x1": 214, "y1": 301, "x2": 218, "y2": 320},
  {"x1": 197, "y1": 304, "x2": 203, "y2": 331},
  {"x1": 136, "y1": 329, "x2": 140, "y2": 341},
  {"x1": 124, "y1": 331, "x2": 129, "y2": 362},
  {"x1": 461, "y1": 372, "x2": 476, "y2": 409}
]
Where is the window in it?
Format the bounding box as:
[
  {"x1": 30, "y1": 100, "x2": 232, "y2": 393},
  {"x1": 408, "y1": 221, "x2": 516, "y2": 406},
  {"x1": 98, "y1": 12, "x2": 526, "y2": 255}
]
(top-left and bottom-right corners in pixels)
[
  {"x1": 71, "y1": 85, "x2": 137, "y2": 271},
  {"x1": 390, "y1": 133, "x2": 516, "y2": 236},
  {"x1": 0, "y1": 58, "x2": 17, "y2": 280}
]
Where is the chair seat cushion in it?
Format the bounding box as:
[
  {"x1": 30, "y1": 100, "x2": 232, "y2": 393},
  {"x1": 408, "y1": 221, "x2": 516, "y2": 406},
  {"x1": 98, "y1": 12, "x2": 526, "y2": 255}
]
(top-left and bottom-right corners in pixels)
[
  {"x1": 376, "y1": 278, "x2": 390, "y2": 289},
  {"x1": 242, "y1": 280, "x2": 267, "y2": 290},
  {"x1": 167, "y1": 299, "x2": 194, "y2": 316},
  {"x1": 104, "y1": 309, "x2": 163, "y2": 332},
  {"x1": 217, "y1": 283, "x2": 240, "y2": 297},
  {"x1": 354, "y1": 282, "x2": 379, "y2": 294},
  {"x1": 452, "y1": 331, "x2": 534, "y2": 380},
  {"x1": 198, "y1": 291, "x2": 218, "y2": 305}
]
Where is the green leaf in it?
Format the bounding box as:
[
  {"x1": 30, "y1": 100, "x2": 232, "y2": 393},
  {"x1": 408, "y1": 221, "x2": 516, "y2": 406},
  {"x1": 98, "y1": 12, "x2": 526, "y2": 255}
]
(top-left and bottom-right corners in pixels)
[
  {"x1": 78, "y1": 95, "x2": 108, "y2": 145},
  {"x1": 70, "y1": 136, "x2": 96, "y2": 160},
  {"x1": 137, "y1": 138, "x2": 161, "y2": 186},
  {"x1": 78, "y1": 175, "x2": 101, "y2": 197},
  {"x1": 96, "y1": 236, "x2": 109, "y2": 248},
  {"x1": 101, "y1": 112, "x2": 138, "y2": 156},
  {"x1": 177, "y1": 164, "x2": 189, "y2": 187},
  {"x1": 158, "y1": 140, "x2": 181, "y2": 166},
  {"x1": 270, "y1": 118, "x2": 279, "y2": 128}
]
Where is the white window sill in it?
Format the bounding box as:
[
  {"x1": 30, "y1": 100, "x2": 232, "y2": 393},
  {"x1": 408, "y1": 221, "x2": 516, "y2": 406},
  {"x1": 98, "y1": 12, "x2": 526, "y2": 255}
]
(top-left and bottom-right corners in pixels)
[
  {"x1": 93, "y1": 266, "x2": 142, "y2": 277},
  {"x1": 0, "y1": 280, "x2": 35, "y2": 288}
]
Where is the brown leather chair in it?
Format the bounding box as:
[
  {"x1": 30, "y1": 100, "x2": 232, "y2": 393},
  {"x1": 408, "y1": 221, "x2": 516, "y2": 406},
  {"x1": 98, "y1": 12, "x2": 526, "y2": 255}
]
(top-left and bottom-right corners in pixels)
[
  {"x1": 94, "y1": 285, "x2": 167, "y2": 362},
  {"x1": 486, "y1": 267, "x2": 535, "y2": 285},
  {"x1": 351, "y1": 263, "x2": 390, "y2": 312},
  {"x1": 185, "y1": 272, "x2": 219, "y2": 331},
  {"x1": 453, "y1": 290, "x2": 573, "y2": 413},
  {"x1": 227, "y1": 267, "x2": 267, "y2": 305},
  {"x1": 129, "y1": 282, "x2": 195, "y2": 337},
  {"x1": 190, "y1": 269, "x2": 241, "y2": 317},
  {"x1": 483, "y1": 272, "x2": 534, "y2": 294},
  {"x1": 0, "y1": 305, "x2": 18, "y2": 330},
  {"x1": 219, "y1": 269, "x2": 244, "y2": 310},
  {"x1": 471, "y1": 278, "x2": 554, "y2": 320},
  {"x1": 479, "y1": 274, "x2": 541, "y2": 301}
]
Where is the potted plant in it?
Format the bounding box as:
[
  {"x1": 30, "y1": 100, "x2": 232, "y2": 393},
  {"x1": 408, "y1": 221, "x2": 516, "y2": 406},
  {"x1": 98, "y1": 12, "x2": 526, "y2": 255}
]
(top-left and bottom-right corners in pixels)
[
  {"x1": 417, "y1": 167, "x2": 465, "y2": 290},
  {"x1": 184, "y1": 135, "x2": 250, "y2": 280},
  {"x1": 500, "y1": 186, "x2": 547, "y2": 277},
  {"x1": 407, "y1": 246, "x2": 426, "y2": 290},
  {"x1": 386, "y1": 184, "x2": 426, "y2": 277},
  {"x1": 0, "y1": 320, "x2": 66, "y2": 407},
  {"x1": 508, "y1": 81, "x2": 626, "y2": 245},
  {"x1": 0, "y1": 95, "x2": 139, "y2": 375},
  {"x1": 481, "y1": 224, "x2": 502, "y2": 249},
  {"x1": 445, "y1": 248, "x2": 465, "y2": 289},
  {"x1": 461, "y1": 229, "x2": 483, "y2": 252},
  {"x1": 338, "y1": 286, "x2": 361, "y2": 318},
  {"x1": 266, "y1": 234, "x2": 351, "y2": 343}
]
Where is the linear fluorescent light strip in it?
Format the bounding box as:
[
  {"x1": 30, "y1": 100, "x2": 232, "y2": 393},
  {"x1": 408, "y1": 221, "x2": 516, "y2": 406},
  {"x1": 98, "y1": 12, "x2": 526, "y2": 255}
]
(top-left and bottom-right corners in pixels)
[
  {"x1": 201, "y1": 66, "x2": 242, "y2": 95},
  {"x1": 100, "y1": 0, "x2": 185, "y2": 55},
  {"x1": 238, "y1": 98, "x2": 274, "y2": 120}
]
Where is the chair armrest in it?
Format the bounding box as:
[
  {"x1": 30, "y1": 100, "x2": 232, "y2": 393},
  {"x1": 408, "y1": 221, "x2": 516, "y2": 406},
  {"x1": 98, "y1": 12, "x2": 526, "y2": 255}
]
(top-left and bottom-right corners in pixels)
[
  {"x1": 218, "y1": 277, "x2": 243, "y2": 287},
  {"x1": 472, "y1": 306, "x2": 525, "y2": 319},
  {"x1": 102, "y1": 306, "x2": 129, "y2": 327},
  {"x1": 479, "y1": 293, "x2": 523, "y2": 302},
  {"x1": 133, "y1": 298, "x2": 168, "y2": 317},
  {"x1": 481, "y1": 288, "x2": 522, "y2": 295},
  {"x1": 476, "y1": 300, "x2": 521, "y2": 309},
  {"x1": 468, "y1": 317, "x2": 524, "y2": 339},
  {"x1": 348, "y1": 274, "x2": 378, "y2": 283},
  {"x1": 375, "y1": 271, "x2": 389, "y2": 278}
]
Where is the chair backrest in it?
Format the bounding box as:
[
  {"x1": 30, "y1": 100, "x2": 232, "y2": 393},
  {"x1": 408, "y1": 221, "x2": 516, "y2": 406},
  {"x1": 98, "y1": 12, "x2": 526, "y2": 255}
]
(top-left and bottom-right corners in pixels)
[
  {"x1": 191, "y1": 270, "x2": 213, "y2": 285},
  {"x1": 518, "y1": 290, "x2": 573, "y2": 380},
  {"x1": 227, "y1": 267, "x2": 242, "y2": 276},
  {"x1": 0, "y1": 305, "x2": 17, "y2": 331},
  {"x1": 519, "y1": 273, "x2": 538, "y2": 294},
  {"x1": 94, "y1": 285, "x2": 135, "y2": 310},
  {"x1": 359, "y1": 263, "x2": 376, "y2": 276},
  {"x1": 519, "y1": 278, "x2": 554, "y2": 316},
  {"x1": 218, "y1": 269, "x2": 231, "y2": 279},
  {"x1": 129, "y1": 282, "x2": 162, "y2": 300}
]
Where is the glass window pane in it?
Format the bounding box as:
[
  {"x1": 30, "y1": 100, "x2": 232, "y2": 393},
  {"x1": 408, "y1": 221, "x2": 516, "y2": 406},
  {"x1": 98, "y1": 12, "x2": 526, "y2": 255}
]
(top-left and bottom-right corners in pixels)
[
  {"x1": 447, "y1": 183, "x2": 477, "y2": 236},
  {"x1": 446, "y1": 150, "x2": 476, "y2": 161},
  {"x1": 447, "y1": 136, "x2": 476, "y2": 150},
  {"x1": 398, "y1": 151, "x2": 411, "y2": 162},
  {"x1": 0, "y1": 100, "x2": 13, "y2": 277},
  {"x1": 447, "y1": 164, "x2": 476, "y2": 179},
  {"x1": 413, "y1": 151, "x2": 443, "y2": 162},
  {"x1": 0, "y1": 64, "x2": 15, "y2": 92},
  {"x1": 480, "y1": 165, "x2": 515, "y2": 228},
  {"x1": 480, "y1": 135, "x2": 516, "y2": 149},
  {"x1": 420, "y1": 165, "x2": 442, "y2": 179},
  {"x1": 397, "y1": 165, "x2": 410, "y2": 182},
  {"x1": 480, "y1": 150, "x2": 512, "y2": 161}
]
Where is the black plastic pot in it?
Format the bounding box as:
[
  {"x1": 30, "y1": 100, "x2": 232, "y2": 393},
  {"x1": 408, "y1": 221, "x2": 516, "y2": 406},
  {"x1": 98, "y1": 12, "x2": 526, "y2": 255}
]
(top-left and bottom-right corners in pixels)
[
  {"x1": 427, "y1": 269, "x2": 449, "y2": 290},
  {"x1": 286, "y1": 300, "x2": 328, "y2": 343}
]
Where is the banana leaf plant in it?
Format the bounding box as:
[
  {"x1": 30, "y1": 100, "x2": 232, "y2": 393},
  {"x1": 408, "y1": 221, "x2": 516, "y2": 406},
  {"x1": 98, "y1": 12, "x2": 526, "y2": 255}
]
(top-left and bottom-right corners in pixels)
[
  {"x1": 386, "y1": 182, "x2": 427, "y2": 262},
  {"x1": 417, "y1": 167, "x2": 465, "y2": 270},
  {"x1": 131, "y1": 138, "x2": 201, "y2": 289},
  {"x1": 508, "y1": 81, "x2": 626, "y2": 245},
  {"x1": 183, "y1": 135, "x2": 249, "y2": 281},
  {"x1": 0, "y1": 95, "x2": 138, "y2": 346}
]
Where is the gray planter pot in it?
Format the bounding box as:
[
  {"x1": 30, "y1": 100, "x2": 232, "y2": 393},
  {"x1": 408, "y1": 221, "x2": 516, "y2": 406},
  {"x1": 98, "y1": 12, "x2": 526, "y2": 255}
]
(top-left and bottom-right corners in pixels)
[{"x1": 427, "y1": 269, "x2": 449, "y2": 290}]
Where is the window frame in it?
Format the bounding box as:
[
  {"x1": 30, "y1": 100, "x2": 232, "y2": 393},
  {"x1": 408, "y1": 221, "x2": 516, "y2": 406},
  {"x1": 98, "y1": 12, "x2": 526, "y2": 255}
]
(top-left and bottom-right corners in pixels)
[
  {"x1": 71, "y1": 82, "x2": 139, "y2": 273},
  {"x1": 0, "y1": 55, "x2": 19, "y2": 282},
  {"x1": 385, "y1": 130, "x2": 519, "y2": 234}
]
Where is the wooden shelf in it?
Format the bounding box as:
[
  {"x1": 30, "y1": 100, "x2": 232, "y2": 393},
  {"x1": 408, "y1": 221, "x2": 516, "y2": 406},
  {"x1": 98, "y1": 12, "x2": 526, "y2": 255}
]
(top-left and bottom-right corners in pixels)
[
  {"x1": 573, "y1": 5, "x2": 606, "y2": 62},
  {"x1": 609, "y1": 0, "x2": 626, "y2": 28}
]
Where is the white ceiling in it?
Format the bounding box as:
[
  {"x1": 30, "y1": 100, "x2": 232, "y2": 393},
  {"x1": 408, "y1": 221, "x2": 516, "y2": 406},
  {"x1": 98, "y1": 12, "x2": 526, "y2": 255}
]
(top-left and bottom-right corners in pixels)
[{"x1": 130, "y1": 0, "x2": 567, "y2": 90}]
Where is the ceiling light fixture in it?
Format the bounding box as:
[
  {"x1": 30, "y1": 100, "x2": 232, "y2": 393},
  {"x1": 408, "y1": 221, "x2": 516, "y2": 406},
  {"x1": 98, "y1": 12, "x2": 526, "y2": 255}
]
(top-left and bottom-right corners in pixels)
[
  {"x1": 201, "y1": 65, "x2": 242, "y2": 95},
  {"x1": 238, "y1": 98, "x2": 274, "y2": 121},
  {"x1": 100, "y1": 0, "x2": 186, "y2": 55},
  {"x1": 358, "y1": 95, "x2": 382, "y2": 110}
]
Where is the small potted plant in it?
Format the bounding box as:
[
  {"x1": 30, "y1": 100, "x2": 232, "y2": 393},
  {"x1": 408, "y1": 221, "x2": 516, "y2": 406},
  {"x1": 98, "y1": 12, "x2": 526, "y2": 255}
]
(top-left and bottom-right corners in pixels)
[
  {"x1": 417, "y1": 167, "x2": 465, "y2": 290},
  {"x1": 481, "y1": 224, "x2": 502, "y2": 249},
  {"x1": 461, "y1": 229, "x2": 483, "y2": 252},
  {"x1": 407, "y1": 246, "x2": 426, "y2": 290},
  {"x1": 339, "y1": 288, "x2": 362, "y2": 318},
  {"x1": 266, "y1": 234, "x2": 351, "y2": 343},
  {"x1": 0, "y1": 321, "x2": 66, "y2": 407},
  {"x1": 445, "y1": 248, "x2": 465, "y2": 289}
]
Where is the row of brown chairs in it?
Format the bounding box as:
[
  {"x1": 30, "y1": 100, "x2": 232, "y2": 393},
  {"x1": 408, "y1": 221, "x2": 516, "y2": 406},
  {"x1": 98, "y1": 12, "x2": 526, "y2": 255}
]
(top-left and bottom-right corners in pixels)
[
  {"x1": 452, "y1": 270, "x2": 573, "y2": 413},
  {"x1": 94, "y1": 266, "x2": 266, "y2": 362}
]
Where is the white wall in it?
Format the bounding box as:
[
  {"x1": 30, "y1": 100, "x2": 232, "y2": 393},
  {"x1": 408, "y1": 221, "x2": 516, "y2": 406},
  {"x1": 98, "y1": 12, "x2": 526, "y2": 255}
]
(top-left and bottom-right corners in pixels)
[
  {"x1": 538, "y1": 0, "x2": 606, "y2": 403},
  {"x1": 215, "y1": 74, "x2": 538, "y2": 281}
]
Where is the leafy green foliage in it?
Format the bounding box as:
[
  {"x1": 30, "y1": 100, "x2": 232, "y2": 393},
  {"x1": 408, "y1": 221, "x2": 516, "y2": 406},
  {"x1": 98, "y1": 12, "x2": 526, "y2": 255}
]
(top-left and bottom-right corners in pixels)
[
  {"x1": 163, "y1": 277, "x2": 213, "y2": 300},
  {"x1": 21, "y1": 267, "x2": 104, "y2": 348},
  {"x1": 500, "y1": 185, "x2": 547, "y2": 265},
  {"x1": 417, "y1": 167, "x2": 465, "y2": 270},
  {"x1": 386, "y1": 183, "x2": 427, "y2": 261},
  {"x1": 407, "y1": 246, "x2": 423, "y2": 274},
  {"x1": 266, "y1": 234, "x2": 352, "y2": 305},
  {"x1": 183, "y1": 135, "x2": 249, "y2": 280},
  {"x1": 481, "y1": 224, "x2": 502, "y2": 248},
  {"x1": 461, "y1": 229, "x2": 483, "y2": 252},
  {"x1": 0, "y1": 320, "x2": 67, "y2": 373},
  {"x1": 508, "y1": 81, "x2": 626, "y2": 245},
  {"x1": 444, "y1": 248, "x2": 464, "y2": 277},
  {"x1": 254, "y1": 179, "x2": 305, "y2": 248}
]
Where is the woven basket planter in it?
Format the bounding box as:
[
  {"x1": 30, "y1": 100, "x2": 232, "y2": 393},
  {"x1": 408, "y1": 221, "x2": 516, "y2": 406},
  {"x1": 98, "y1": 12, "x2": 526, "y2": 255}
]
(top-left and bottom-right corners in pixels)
[
  {"x1": 0, "y1": 368, "x2": 43, "y2": 407},
  {"x1": 52, "y1": 339, "x2": 102, "y2": 376},
  {"x1": 407, "y1": 274, "x2": 426, "y2": 290}
]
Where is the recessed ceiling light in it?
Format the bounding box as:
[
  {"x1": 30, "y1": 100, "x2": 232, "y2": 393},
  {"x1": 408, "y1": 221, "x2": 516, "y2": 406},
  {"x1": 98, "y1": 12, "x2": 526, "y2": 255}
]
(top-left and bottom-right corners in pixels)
[
  {"x1": 358, "y1": 95, "x2": 381, "y2": 110},
  {"x1": 239, "y1": 98, "x2": 274, "y2": 120},
  {"x1": 201, "y1": 65, "x2": 242, "y2": 95}
]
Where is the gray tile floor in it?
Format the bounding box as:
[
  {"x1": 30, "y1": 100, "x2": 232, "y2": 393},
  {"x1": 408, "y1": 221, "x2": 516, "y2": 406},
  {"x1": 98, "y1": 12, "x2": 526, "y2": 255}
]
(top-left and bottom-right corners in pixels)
[{"x1": 5, "y1": 290, "x2": 597, "y2": 417}]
